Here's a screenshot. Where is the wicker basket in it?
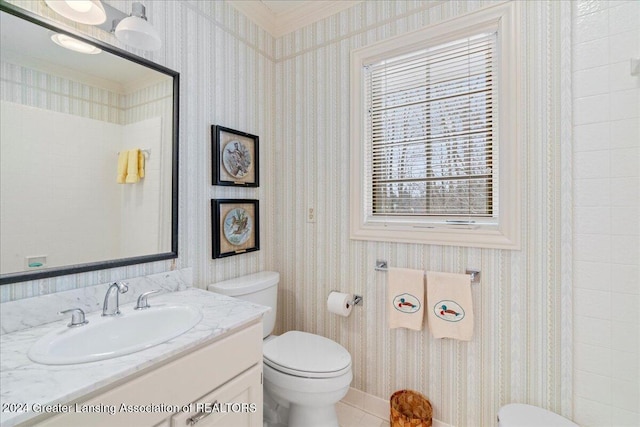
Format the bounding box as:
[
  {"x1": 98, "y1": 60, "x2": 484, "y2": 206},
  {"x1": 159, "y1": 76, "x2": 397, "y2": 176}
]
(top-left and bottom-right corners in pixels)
[{"x1": 390, "y1": 390, "x2": 433, "y2": 427}]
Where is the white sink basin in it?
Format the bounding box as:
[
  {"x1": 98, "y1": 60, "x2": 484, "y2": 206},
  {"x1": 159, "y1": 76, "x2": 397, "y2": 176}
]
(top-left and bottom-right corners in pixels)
[{"x1": 28, "y1": 304, "x2": 203, "y2": 365}]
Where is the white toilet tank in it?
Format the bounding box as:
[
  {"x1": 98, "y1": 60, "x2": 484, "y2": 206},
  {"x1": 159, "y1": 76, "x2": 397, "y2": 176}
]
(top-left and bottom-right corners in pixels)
[{"x1": 208, "y1": 271, "x2": 279, "y2": 338}]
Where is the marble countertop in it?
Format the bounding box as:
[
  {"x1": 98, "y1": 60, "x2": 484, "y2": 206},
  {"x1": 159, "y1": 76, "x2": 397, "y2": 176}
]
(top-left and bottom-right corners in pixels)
[{"x1": 0, "y1": 288, "x2": 270, "y2": 427}]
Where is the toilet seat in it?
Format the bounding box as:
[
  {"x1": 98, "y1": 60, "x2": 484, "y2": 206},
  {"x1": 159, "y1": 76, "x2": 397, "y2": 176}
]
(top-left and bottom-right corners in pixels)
[
  {"x1": 263, "y1": 331, "x2": 352, "y2": 379},
  {"x1": 498, "y1": 404, "x2": 578, "y2": 427}
]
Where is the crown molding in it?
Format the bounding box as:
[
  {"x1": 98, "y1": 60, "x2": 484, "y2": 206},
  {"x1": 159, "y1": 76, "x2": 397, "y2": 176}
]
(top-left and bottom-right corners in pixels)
[{"x1": 228, "y1": 1, "x2": 362, "y2": 38}]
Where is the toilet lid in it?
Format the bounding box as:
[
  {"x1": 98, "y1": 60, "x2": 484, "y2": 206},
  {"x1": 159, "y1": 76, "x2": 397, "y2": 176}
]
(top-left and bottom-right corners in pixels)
[
  {"x1": 263, "y1": 331, "x2": 351, "y2": 379},
  {"x1": 498, "y1": 404, "x2": 578, "y2": 427}
]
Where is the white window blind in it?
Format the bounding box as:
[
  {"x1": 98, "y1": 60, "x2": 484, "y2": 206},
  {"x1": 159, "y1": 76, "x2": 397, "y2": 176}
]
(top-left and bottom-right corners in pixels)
[{"x1": 364, "y1": 32, "x2": 497, "y2": 221}]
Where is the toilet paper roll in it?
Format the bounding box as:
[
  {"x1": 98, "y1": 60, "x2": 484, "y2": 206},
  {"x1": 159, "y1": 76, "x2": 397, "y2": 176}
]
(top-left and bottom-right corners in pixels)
[{"x1": 327, "y1": 291, "x2": 353, "y2": 317}]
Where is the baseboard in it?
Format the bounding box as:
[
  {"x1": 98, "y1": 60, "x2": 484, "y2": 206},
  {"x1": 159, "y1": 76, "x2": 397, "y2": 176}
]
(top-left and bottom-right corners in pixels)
[{"x1": 340, "y1": 387, "x2": 452, "y2": 427}]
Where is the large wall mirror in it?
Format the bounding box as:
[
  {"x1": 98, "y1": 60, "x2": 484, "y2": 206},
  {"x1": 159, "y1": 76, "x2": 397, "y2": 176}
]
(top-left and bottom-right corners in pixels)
[{"x1": 0, "y1": 4, "x2": 179, "y2": 285}]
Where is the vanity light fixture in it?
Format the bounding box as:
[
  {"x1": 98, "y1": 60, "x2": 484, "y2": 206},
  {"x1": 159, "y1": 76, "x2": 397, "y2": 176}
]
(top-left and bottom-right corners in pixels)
[
  {"x1": 51, "y1": 33, "x2": 102, "y2": 54},
  {"x1": 46, "y1": 0, "x2": 161, "y2": 52},
  {"x1": 113, "y1": 2, "x2": 161, "y2": 51},
  {"x1": 44, "y1": 0, "x2": 107, "y2": 25}
]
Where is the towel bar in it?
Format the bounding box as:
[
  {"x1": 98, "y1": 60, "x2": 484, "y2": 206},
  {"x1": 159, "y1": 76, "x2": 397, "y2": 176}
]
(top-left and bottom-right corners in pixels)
[
  {"x1": 374, "y1": 260, "x2": 480, "y2": 284},
  {"x1": 117, "y1": 148, "x2": 151, "y2": 158}
]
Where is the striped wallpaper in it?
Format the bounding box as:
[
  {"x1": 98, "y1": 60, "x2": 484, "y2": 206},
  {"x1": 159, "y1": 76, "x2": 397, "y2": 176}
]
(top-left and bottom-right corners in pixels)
[
  {"x1": 272, "y1": 1, "x2": 572, "y2": 426},
  {"x1": 0, "y1": 60, "x2": 174, "y2": 126},
  {"x1": 0, "y1": 1, "x2": 573, "y2": 426},
  {"x1": 0, "y1": 61, "x2": 124, "y2": 124}
]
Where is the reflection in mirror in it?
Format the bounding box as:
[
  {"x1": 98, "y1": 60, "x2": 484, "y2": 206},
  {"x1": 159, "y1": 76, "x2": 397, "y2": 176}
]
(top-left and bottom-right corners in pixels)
[{"x1": 0, "y1": 5, "x2": 179, "y2": 284}]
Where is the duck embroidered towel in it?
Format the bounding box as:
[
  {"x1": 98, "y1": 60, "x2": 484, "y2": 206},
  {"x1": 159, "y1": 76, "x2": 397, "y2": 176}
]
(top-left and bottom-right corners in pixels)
[
  {"x1": 388, "y1": 267, "x2": 425, "y2": 330},
  {"x1": 426, "y1": 271, "x2": 474, "y2": 341}
]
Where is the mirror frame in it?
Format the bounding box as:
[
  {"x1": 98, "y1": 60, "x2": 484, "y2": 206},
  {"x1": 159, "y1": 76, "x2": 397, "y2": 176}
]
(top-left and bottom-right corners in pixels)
[{"x1": 0, "y1": 2, "x2": 179, "y2": 285}]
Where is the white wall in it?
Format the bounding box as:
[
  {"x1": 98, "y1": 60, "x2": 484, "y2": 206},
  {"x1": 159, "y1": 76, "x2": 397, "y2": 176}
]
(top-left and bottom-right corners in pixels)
[
  {"x1": 0, "y1": 101, "x2": 122, "y2": 272},
  {"x1": 123, "y1": 78, "x2": 175, "y2": 252},
  {"x1": 572, "y1": 1, "x2": 640, "y2": 426},
  {"x1": 119, "y1": 117, "x2": 163, "y2": 258}
]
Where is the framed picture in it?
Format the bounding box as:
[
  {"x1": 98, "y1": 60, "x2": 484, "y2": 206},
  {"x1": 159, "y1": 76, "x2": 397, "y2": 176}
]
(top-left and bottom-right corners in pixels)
[
  {"x1": 212, "y1": 125, "x2": 259, "y2": 187},
  {"x1": 211, "y1": 199, "x2": 260, "y2": 258}
]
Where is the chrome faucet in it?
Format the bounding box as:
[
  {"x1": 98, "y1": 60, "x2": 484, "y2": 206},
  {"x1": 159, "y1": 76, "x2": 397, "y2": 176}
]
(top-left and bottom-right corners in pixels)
[{"x1": 102, "y1": 281, "x2": 129, "y2": 317}]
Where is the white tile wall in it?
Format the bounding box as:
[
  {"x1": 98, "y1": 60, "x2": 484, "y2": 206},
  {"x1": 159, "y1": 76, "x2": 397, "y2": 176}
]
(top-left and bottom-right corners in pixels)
[{"x1": 572, "y1": 1, "x2": 640, "y2": 426}]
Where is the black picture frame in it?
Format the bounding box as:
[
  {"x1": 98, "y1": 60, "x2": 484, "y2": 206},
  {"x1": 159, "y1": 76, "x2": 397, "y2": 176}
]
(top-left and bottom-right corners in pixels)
[
  {"x1": 212, "y1": 125, "x2": 259, "y2": 187},
  {"x1": 212, "y1": 199, "x2": 260, "y2": 258}
]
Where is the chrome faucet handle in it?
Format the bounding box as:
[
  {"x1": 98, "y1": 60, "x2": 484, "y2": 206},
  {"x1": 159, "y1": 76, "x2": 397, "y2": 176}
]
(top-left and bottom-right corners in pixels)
[
  {"x1": 134, "y1": 289, "x2": 162, "y2": 310},
  {"x1": 58, "y1": 308, "x2": 89, "y2": 327}
]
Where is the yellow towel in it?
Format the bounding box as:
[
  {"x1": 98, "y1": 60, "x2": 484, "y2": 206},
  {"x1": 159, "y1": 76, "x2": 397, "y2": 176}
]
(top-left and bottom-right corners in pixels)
[
  {"x1": 388, "y1": 268, "x2": 425, "y2": 330},
  {"x1": 125, "y1": 149, "x2": 140, "y2": 183},
  {"x1": 426, "y1": 271, "x2": 474, "y2": 341},
  {"x1": 138, "y1": 150, "x2": 145, "y2": 179},
  {"x1": 117, "y1": 151, "x2": 128, "y2": 184}
]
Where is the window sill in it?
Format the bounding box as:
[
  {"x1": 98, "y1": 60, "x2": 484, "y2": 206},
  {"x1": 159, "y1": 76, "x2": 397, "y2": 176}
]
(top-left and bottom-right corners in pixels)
[{"x1": 350, "y1": 220, "x2": 520, "y2": 250}]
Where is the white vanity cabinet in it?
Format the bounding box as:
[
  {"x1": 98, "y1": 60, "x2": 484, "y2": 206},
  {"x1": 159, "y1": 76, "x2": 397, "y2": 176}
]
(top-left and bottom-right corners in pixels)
[
  {"x1": 169, "y1": 364, "x2": 261, "y2": 427},
  {"x1": 32, "y1": 322, "x2": 263, "y2": 427}
]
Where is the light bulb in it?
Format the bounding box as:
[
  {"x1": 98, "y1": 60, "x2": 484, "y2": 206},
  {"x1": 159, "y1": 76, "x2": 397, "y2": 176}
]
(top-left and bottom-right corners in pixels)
[
  {"x1": 44, "y1": 0, "x2": 106, "y2": 25},
  {"x1": 51, "y1": 33, "x2": 102, "y2": 54},
  {"x1": 66, "y1": 1, "x2": 93, "y2": 13}
]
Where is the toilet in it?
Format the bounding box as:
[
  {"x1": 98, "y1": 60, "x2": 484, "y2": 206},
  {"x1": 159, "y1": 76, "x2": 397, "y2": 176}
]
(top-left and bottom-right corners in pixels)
[
  {"x1": 208, "y1": 271, "x2": 352, "y2": 427},
  {"x1": 498, "y1": 404, "x2": 579, "y2": 427}
]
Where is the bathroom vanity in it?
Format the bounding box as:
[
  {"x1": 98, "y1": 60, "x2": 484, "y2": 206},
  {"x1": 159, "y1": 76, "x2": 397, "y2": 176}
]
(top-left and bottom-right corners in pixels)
[{"x1": 0, "y1": 282, "x2": 269, "y2": 427}]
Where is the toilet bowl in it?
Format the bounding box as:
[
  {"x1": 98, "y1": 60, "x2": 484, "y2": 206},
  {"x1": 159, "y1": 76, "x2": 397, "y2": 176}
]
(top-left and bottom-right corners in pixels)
[
  {"x1": 263, "y1": 331, "x2": 352, "y2": 427},
  {"x1": 208, "y1": 272, "x2": 353, "y2": 427},
  {"x1": 498, "y1": 403, "x2": 579, "y2": 427}
]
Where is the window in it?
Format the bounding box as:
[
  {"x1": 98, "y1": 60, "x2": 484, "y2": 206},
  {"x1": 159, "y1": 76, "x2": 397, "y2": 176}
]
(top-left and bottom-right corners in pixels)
[
  {"x1": 350, "y1": 3, "x2": 520, "y2": 248},
  {"x1": 367, "y1": 33, "x2": 495, "y2": 219}
]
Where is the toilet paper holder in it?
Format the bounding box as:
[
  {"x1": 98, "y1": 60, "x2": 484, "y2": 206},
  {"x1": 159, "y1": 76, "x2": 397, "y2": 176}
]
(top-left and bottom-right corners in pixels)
[
  {"x1": 331, "y1": 291, "x2": 363, "y2": 307},
  {"x1": 350, "y1": 295, "x2": 363, "y2": 307}
]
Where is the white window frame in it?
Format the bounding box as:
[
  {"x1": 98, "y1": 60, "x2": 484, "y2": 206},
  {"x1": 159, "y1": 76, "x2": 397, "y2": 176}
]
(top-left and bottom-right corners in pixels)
[{"x1": 350, "y1": 2, "x2": 520, "y2": 249}]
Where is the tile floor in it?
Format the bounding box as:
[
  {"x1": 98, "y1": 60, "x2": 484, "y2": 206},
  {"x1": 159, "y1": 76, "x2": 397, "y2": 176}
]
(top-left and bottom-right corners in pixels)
[{"x1": 336, "y1": 402, "x2": 388, "y2": 427}]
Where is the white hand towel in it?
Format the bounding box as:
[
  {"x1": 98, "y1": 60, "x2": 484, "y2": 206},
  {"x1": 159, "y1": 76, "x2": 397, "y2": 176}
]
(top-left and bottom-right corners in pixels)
[
  {"x1": 388, "y1": 268, "x2": 424, "y2": 330},
  {"x1": 426, "y1": 271, "x2": 474, "y2": 341}
]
